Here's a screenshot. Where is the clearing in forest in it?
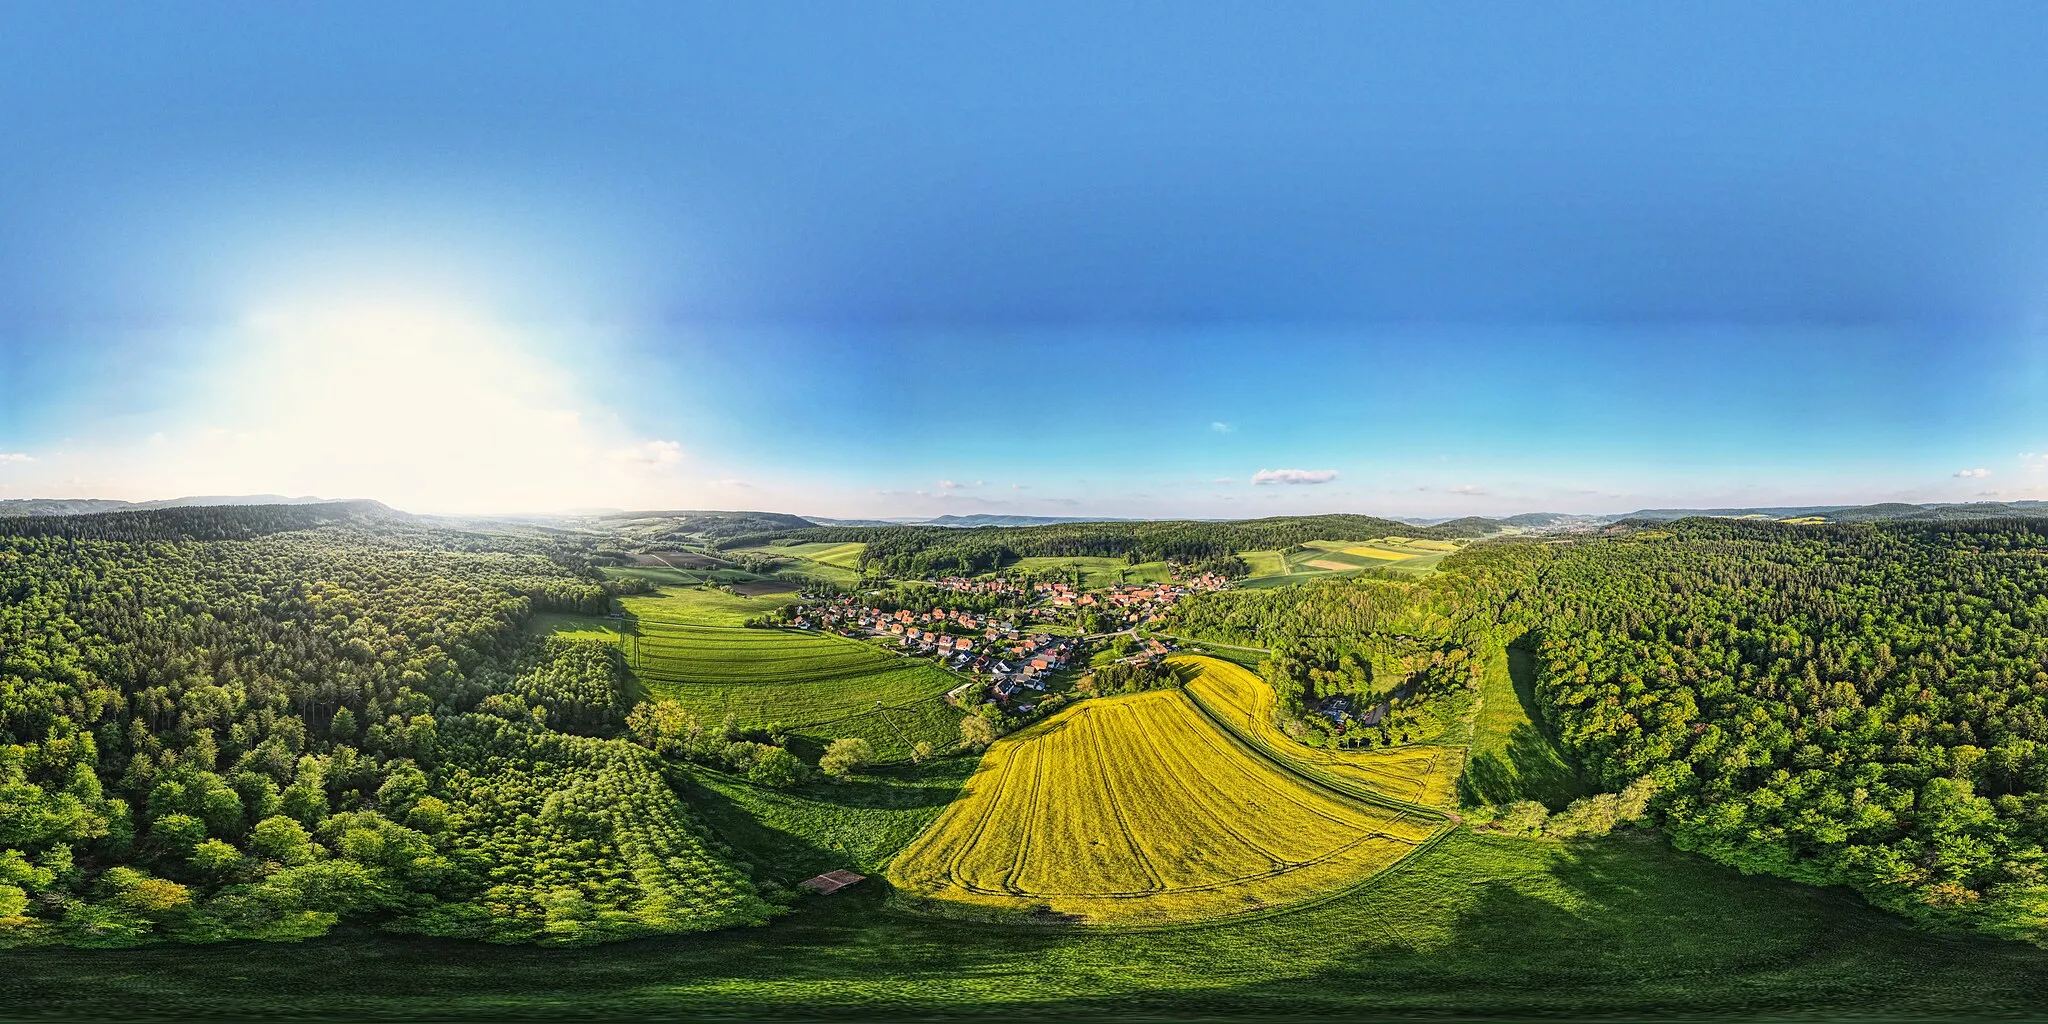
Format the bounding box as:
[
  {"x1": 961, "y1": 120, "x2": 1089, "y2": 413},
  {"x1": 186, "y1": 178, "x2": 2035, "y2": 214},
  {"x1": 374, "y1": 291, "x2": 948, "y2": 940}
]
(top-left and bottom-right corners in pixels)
[
  {"x1": 1239, "y1": 549, "x2": 1289, "y2": 577},
  {"x1": 890, "y1": 687, "x2": 1444, "y2": 924},
  {"x1": 1177, "y1": 655, "x2": 1465, "y2": 809},
  {"x1": 1011, "y1": 555, "x2": 1172, "y2": 588}
]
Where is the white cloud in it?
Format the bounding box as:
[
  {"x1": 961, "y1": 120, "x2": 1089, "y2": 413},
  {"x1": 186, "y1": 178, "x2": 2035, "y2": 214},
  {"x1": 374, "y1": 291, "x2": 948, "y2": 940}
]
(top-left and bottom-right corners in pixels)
[
  {"x1": 0, "y1": 453, "x2": 33, "y2": 464},
  {"x1": 1010, "y1": 482, "x2": 1028, "y2": 490},
  {"x1": 937, "y1": 479, "x2": 962, "y2": 489},
  {"x1": 1955, "y1": 467, "x2": 1991, "y2": 478},
  {"x1": 1210, "y1": 421, "x2": 1234, "y2": 434},
  {"x1": 1252, "y1": 468, "x2": 1338, "y2": 486},
  {"x1": 1212, "y1": 477, "x2": 1236, "y2": 484}
]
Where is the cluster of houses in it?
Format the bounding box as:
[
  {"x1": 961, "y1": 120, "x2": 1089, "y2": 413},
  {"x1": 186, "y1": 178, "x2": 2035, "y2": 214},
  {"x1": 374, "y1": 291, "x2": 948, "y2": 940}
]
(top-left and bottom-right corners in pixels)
[
  {"x1": 1049, "y1": 579, "x2": 1231, "y2": 626},
  {"x1": 778, "y1": 563, "x2": 1234, "y2": 715},
  {"x1": 788, "y1": 596, "x2": 1081, "y2": 709},
  {"x1": 985, "y1": 635, "x2": 1081, "y2": 710}
]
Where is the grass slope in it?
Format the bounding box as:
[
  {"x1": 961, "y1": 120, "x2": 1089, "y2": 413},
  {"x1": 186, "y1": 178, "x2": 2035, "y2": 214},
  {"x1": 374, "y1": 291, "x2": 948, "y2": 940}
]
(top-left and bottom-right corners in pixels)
[
  {"x1": 731, "y1": 540, "x2": 868, "y2": 585},
  {"x1": 15, "y1": 827, "x2": 2048, "y2": 1019},
  {"x1": 682, "y1": 757, "x2": 978, "y2": 884},
  {"x1": 634, "y1": 624, "x2": 963, "y2": 761},
  {"x1": 1457, "y1": 643, "x2": 1589, "y2": 809}
]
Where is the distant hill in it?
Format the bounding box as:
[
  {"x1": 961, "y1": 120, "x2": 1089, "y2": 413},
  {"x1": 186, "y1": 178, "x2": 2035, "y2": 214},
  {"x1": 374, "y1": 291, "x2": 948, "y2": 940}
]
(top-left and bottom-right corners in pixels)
[
  {"x1": 599, "y1": 510, "x2": 817, "y2": 544},
  {"x1": 1623, "y1": 501, "x2": 2048, "y2": 524},
  {"x1": 0, "y1": 494, "x2": 347, "y2": 517},
  {"x1": 1498, "y1": 511, "x2": 1605, "y2": 529},
  {"x1": 920, "y1": 514, "x2": 1144, "y2": 528}
]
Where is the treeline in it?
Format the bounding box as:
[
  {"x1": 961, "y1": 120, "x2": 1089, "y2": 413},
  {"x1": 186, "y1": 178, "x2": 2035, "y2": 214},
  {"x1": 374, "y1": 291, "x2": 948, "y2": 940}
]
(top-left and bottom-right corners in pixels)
[{"x1": 728, "y1": 514, "x2": 1491, "y2": 578}]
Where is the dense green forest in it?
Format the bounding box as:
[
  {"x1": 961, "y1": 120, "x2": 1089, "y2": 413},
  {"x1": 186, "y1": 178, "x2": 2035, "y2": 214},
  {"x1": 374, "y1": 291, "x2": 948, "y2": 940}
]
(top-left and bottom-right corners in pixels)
[
  {"x1": 742, "y1": 513, "x2": 1486, "y2": 577},
  {"x1": 1498, "y1": 520, "x2": 2048, "y2": 942},
  {"x1": 0, "y1": 504, "x2": 774, "y2": 947}
]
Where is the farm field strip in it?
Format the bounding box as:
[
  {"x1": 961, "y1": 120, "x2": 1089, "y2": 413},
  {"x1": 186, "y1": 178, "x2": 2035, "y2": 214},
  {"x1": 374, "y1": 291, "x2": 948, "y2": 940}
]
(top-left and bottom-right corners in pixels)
[
  {"x1": 891, "y1": 687, "x2": 1441, "y2": 924},
  {"x1": 1174, "y1": 655, "x2": 1464, "y2": 811}
]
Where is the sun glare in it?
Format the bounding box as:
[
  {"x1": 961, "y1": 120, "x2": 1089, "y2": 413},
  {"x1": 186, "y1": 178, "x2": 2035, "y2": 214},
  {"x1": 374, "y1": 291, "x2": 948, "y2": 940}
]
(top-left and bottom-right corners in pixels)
[{"x1": 140, "y1": 300, "x2": 684, "y2": 513}]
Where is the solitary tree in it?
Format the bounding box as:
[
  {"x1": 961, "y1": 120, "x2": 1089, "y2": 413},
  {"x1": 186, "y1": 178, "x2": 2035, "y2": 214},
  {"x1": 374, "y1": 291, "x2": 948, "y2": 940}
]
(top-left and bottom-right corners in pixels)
[
  {"x1": 959, "y1": 714, "x2": 996, "y2": 750},
  {"x1": 819, "y1": 737, "x2": 877, "y2": 778}
]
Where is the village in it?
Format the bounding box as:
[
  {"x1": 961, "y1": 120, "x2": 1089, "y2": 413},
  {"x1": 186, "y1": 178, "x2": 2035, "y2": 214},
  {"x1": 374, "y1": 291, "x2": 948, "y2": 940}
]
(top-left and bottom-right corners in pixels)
[{"x1": 785, "y1": 569, "x2": 1234, "y2": 714}]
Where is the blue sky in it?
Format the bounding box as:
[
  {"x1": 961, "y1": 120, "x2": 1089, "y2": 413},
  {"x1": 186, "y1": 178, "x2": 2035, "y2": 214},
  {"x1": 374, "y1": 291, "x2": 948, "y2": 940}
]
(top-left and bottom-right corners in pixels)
[{"x1": 3, "y1": 3, "x2": 2048, "y2": 516}]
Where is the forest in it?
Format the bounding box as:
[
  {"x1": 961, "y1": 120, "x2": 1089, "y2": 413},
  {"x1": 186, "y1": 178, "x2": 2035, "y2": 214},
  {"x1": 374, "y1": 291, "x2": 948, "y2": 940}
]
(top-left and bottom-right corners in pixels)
[{"x1": 0, "y1": 504, "x2": 774, "y2": 946}]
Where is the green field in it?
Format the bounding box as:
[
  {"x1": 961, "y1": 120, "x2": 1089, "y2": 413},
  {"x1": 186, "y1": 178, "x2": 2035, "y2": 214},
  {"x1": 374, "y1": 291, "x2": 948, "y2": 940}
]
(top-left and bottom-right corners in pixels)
[
  {"x1": 765, "y1": 540, "x2": 868, "y2": 569},
  {"x1": 1239, "y1": 549, "x2": 1288, "y2": 577},
  {"x1": 635, "y1": 623, "x2": 963, "y2": 760},
  {"x1": 733, "y1": 540, "x2": 868, "y2": 585},
  {"x1": 16, "y1": 824, "x2": 2048, "y2": 1019},
  {"x1": 621, "y1": 585, "x2": 793, "y2": 626},
  {"x1": 1232, "y1": 538, "x2": 1451, "y2": 587},
  {"x1": 604, "y1": 564, "x2": 706, "y2": 588},
  {"x1": 1012, "y1": 555, "x2": 1171, "y2": 588},
  {"x1": 524, "y1": 610, "x2": 628, "y2": 643}
]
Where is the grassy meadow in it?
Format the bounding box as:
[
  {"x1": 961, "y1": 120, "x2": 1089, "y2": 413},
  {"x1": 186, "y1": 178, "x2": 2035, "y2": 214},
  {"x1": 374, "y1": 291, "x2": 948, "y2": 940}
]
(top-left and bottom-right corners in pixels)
[
  {"x1": 1232, "y1": 537, "x2": 1455, "y2": 588},
  {"x1": 1012, "y1": 555, "x2": 1171, "y2": 588},
  {"x1": 731, "y1": 539, "x2": 868, "y2": 585},
  {"x1": 618, "y1": 583, "x2": 792, "y2": 627},
  {"x1": 891, "y1": 688, "x2": 1441, "y2": 924},
  {"x1": 634, "y1": 623, "x2": 963, "y2": 760}
]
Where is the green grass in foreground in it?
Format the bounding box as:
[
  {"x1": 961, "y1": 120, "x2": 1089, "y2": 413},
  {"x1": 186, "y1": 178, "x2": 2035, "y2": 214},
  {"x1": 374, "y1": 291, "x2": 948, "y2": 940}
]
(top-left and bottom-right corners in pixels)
[{"x1": 13, "y1": 827, "x2": 2048, "y2": 1019}]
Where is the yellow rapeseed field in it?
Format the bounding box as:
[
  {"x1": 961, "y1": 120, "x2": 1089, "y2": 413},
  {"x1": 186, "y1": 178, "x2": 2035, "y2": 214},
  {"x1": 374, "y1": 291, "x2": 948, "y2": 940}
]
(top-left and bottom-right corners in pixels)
[
  {"x1": 1176, "y1": 655, "x2": 1466, "y2": 810},
  {"x1": 1339, "y1": 545, "x2": 1416, "y2": 561},
  {"x1": 890, "y1": 688, "x2": 1439, "y2": 924}
]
